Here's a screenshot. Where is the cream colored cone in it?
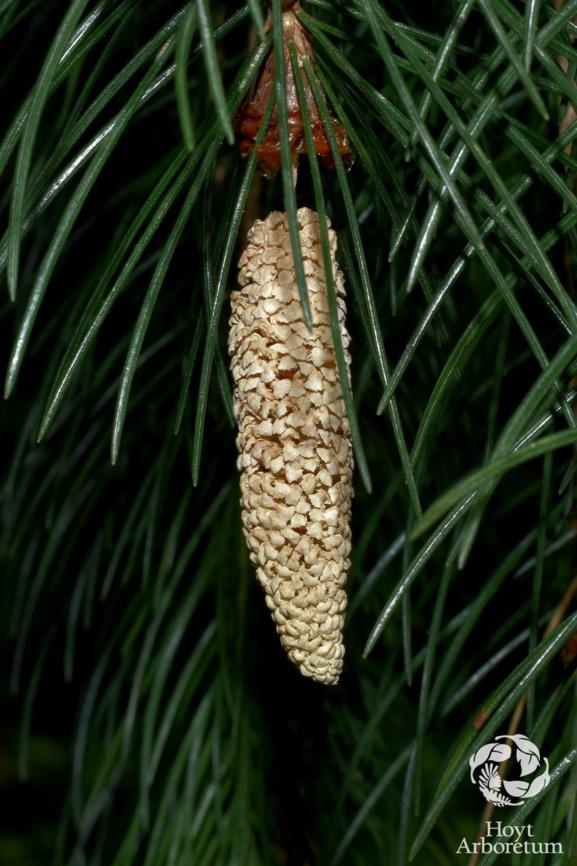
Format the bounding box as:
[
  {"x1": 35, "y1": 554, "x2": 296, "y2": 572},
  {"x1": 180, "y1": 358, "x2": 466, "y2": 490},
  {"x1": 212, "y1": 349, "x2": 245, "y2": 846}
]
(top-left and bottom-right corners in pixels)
[{"x1": 229, "y1": 207, "x2": 353, "y2": 685}]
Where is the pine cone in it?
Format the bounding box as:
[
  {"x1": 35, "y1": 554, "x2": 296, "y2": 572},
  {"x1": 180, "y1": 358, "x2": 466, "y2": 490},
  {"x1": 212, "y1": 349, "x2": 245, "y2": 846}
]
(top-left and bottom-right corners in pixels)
[{"x1": 229, "y1": 207, "x2": 353, "y2": 685}]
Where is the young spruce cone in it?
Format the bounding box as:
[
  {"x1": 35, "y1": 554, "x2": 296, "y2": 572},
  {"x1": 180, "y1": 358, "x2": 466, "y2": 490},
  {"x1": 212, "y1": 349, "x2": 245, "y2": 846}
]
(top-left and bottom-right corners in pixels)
[{"x1": 229, "y1": 207, "x2": 353, "y2": 685}]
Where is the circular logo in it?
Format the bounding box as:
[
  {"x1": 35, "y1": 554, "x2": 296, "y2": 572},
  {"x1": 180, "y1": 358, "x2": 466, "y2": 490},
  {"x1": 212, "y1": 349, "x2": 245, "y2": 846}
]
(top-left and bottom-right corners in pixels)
[{"x1": 469, "y1": 734, "x2": 550, "y2": 807}]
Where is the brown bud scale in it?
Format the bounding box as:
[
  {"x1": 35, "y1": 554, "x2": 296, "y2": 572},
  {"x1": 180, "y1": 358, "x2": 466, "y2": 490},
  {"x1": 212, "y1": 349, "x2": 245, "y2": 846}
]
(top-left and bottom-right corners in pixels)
[
  {"x1": 234, "y1": 6, "x2": 352, "y2": 178},
  {"x1": 229, "y1": 208, "x2": 353, "y2": 685}
]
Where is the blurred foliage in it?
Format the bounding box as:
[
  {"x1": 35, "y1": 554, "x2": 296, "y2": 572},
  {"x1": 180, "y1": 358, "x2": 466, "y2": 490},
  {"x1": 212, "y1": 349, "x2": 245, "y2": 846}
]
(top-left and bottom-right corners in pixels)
[{"x1": 2, "y1": 0, "x2": 577, "y2": 864}]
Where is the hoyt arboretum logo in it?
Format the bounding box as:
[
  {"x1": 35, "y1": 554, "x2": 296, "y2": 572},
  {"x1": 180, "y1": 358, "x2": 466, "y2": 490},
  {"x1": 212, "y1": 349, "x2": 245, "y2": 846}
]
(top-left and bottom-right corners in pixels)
[
  {"x1": 469, "y1": 734, "x2": 550, "y2": 807},
  {"x1": 454, "y1": 735, "x2": 562, "y2": 857}
]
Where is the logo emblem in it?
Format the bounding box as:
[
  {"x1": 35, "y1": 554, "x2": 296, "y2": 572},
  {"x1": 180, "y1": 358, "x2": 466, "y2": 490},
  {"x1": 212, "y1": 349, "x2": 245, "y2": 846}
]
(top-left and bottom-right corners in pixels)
[{"x1": 469, "y1": 734, "x2": 550, "y2": 807}]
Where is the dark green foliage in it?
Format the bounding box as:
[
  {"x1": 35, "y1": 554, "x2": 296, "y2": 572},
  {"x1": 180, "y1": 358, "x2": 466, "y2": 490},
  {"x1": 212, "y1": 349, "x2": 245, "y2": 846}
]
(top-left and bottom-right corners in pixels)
[{"x1": 2, "y1": 1, "x2": 577, "y2": 864}]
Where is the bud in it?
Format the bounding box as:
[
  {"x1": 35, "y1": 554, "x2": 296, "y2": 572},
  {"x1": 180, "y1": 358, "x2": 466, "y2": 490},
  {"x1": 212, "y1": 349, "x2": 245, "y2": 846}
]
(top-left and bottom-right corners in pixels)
[
  {"x1": 234, "y1": 4, "x2": 352, "y2": 178},
  {"x1": 229, "y1": 208, "x2": 353, "y2": 684}
]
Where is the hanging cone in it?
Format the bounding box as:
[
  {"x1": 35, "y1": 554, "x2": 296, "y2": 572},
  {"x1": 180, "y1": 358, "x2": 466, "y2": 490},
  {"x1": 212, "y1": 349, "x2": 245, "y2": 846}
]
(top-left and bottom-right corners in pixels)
[{"x1": 229, "y1": 207, "x2": 353, "y2": 684}]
